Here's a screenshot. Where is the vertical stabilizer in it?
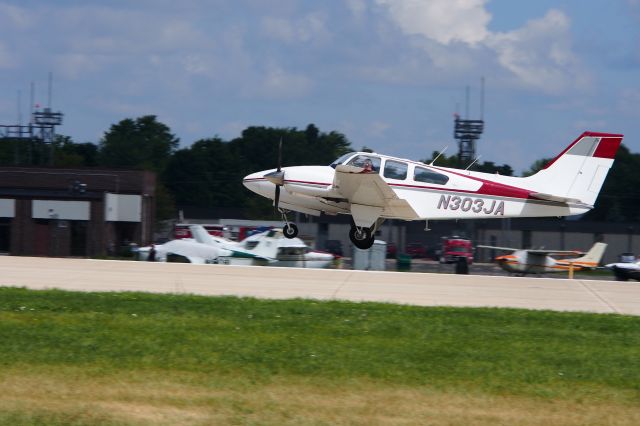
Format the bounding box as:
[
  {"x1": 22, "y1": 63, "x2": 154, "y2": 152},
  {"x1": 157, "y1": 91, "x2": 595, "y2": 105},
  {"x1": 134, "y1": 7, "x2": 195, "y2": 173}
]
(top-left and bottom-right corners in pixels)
[
  {"x1": 572, "y1": 242, "x2": 607, "y2": 265},
  {"x1": 524, "y1": 132, "x2": 622, "y2": 206}
]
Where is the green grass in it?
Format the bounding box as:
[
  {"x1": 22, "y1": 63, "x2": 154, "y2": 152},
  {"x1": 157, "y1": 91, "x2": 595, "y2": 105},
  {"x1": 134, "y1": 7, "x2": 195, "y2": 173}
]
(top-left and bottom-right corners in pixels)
[{"x1": 1, "y1": 286, "x2": 639, "y2": 403}]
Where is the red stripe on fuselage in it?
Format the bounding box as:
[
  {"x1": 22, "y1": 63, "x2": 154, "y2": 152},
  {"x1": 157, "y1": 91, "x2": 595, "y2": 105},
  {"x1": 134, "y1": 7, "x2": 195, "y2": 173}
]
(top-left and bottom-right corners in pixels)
[
  {"x1": 430, "y1": 167, "x2": 534, "y2": 199},
  {"x1": 284, "y1": 179, "x2": 331, "y2": 186},
  {"x1": 389, "y1": 182, "x2": 531, "y2": 200},
  {"x1": 247, "y1": 177, "x2": 545, "y2": 202}
]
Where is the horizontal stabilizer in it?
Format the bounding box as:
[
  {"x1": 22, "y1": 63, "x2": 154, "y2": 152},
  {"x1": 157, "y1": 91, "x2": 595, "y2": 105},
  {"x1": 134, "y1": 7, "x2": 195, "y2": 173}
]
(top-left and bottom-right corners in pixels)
[{"x1": 530, "y1": 192, "x2": 590, "y2": 207}]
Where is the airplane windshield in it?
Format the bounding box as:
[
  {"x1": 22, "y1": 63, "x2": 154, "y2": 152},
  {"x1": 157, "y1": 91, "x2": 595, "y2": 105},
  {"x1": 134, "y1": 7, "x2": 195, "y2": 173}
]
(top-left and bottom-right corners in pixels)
[
  {"x1": 347, "y1": 155, "x2": 381, "y2": 174},
  {"x1": 330, "y1": 153, "x2": 355, "y2": 168}
]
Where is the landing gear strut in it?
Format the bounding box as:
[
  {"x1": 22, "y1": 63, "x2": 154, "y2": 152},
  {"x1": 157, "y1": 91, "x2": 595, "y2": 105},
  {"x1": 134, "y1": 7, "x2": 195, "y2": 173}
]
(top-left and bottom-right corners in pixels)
[
  {"x1": 280, "y1": 209, "x2": 298, "y2": 239},
  {"x1": 349, "y1": 225, "x2": 374, "y2": 250}
]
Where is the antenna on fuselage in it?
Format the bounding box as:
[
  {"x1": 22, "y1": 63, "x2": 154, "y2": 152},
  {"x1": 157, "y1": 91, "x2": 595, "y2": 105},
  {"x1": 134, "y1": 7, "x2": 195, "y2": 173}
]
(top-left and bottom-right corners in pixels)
[
  {"x1": 464, "y1": 155, "x2": 481, "y2": 170},
  {"x1": 429, "y1": 146, "x2": 448, "y2": 166}
]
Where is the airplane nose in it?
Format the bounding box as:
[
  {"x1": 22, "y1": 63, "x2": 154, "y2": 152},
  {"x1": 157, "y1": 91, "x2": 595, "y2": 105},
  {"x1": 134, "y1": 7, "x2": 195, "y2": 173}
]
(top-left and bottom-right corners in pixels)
[
  {"x1": 243, "y1": 171, "x2": 274, "y2": 197},
  {"x1": 242, "y1": 171, "x2": 263, "y2": 191}
]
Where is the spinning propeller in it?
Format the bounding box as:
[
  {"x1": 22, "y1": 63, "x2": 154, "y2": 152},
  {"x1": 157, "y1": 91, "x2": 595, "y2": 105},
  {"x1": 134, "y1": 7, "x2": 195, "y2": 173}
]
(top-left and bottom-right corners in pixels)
[{"x1": 263, "y1": 138, "x2": 284, "y2": 210}]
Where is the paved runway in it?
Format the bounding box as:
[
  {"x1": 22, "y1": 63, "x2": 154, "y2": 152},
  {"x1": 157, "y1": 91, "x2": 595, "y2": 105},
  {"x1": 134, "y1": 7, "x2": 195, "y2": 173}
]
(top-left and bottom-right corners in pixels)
[{"x1": 1, "y1": 256, "x2": 639, "y2": 316}]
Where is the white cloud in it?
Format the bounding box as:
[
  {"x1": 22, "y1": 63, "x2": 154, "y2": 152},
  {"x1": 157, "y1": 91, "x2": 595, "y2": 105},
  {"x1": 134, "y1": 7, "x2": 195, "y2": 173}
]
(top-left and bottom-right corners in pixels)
[
  {"x1": 54, "y1": 53, "x2": 106, "y2": 79},
  {"x1": 0, "y1": 3, "x2": 32, "y2": 29},
  {"x1": 487, "y1": 10, "x2": 589, "y2": 93},
  {"x1": 182, "y1": 54, "x2": 216, "y2": 76},
  {"x1": 376, "y1": 0, "x2": 490, "y2": 45},
  {"x1": 261, "y1": 12, "x2": 330, "y2": 44},
  {"x1": 346, "y1": 0, "x2": 367, "y2": 20},
  {"x1": 252, "y1": 63, "x2": 313, "y2": 98},
  {"x1": 376, "y1": 1, "x2": 589, "y2": 93}
]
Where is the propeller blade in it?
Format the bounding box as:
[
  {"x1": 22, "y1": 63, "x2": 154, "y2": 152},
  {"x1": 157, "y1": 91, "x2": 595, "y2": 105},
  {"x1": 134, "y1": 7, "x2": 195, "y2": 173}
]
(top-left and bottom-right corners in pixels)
[
  {"x1": 271, "y1": 137, "x2": 283, "y2": 211},
  {"x1": 277, "y1": 137, "x2": 282, "y2": 172}
]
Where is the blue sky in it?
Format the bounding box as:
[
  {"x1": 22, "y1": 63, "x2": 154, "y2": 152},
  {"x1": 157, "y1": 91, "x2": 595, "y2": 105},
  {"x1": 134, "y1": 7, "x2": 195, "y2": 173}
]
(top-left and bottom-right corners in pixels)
[{"x1": 1, "y1": 0, "x2": 638, "y2": 173}]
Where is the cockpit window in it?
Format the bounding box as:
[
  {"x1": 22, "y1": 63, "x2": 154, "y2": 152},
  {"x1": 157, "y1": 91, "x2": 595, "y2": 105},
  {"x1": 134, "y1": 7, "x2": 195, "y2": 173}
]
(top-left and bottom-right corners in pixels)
[
  {"x1": 414, "y1": 166, "x2": 449, "y2": 185},
  {"x1": 330, "y1": 153, "x2": 356, "y2": 169},
  {"x1": 347, "y1": 155, "x2": 381, "y2": 174},
  {"x1": 383, "y1": 160, "x2": 408, "y2": 180}
]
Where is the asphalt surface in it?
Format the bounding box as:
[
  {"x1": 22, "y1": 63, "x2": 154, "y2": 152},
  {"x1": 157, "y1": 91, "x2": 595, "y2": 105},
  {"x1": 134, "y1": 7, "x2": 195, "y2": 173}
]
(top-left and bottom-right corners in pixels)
[{"x1": 1, "y1": 256, "x2": 638, "y2": 316}]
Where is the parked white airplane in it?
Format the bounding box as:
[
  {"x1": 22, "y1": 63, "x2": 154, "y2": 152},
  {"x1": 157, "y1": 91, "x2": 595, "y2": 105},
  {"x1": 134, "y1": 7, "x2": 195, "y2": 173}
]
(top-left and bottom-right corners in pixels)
[
  {"x1": 187, "y1": 225, "x2": 334, "y2": 268},
  {"x1": 137, "y1": 230, "x2": 271, "y2": 264},
  {"x1": 243, "y1": 132, "x2": 623, "y2": 249},
  {"x1": 605, "y1": 260, "x2": 640, "y2": 281},
  {"x1": 216, "y1": 228, "x2": 335, "y2": 268},
  {"x1": 188, "y1": 224, "x2": 242, "y2": 249},
  {"x1": 137, "y1": 239, "x2": 231, "y2": 264},
  {"x1": 477, "y1": 242, "x2": 607, "y2": 275}
]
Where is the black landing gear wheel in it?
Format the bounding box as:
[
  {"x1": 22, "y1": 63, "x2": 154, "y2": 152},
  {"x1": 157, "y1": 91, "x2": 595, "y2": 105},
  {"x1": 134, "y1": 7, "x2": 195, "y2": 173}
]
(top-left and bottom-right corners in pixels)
[
  {"x1": 349, "y1": 226, "x2": 374, "y2": 249},
  {"x1": 283, "y1": 223, "x2": 299, "y2": 239}
]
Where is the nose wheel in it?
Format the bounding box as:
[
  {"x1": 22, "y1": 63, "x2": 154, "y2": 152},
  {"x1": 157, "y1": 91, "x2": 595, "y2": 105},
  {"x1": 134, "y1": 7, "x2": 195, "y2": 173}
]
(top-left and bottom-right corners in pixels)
[
  {"x1": 280, "y1": 210, "x2": 299, "y2": 239},
  {"x1": 283, "y1": 223, "x2": 298, "y2": 239},
  {"x1": 349, "y1": 226, "x2": 374, "y2": 250}
]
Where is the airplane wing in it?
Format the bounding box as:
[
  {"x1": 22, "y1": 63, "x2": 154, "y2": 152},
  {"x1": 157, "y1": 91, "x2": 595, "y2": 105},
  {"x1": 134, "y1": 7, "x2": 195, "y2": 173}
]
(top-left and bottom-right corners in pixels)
[
  {"x1": 526, "y1": 249, "x2": 584, "y2": 256},
  {"x1": 228, "y1": 249, "x2": 276, "y2": 262},
  {"x1": 477, "y1": 245, "x2": 583, "y2": 256},
  {"x1": 476, "y1": 245, "x2": 519, "y2": 252},
  {"x1": 333, "y1": 165, "x2": 419, "y2": 220}
]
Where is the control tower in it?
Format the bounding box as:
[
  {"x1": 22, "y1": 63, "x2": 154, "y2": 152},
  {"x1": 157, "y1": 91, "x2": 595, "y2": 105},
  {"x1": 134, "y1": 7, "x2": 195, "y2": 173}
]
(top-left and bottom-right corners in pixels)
[
  {"x1": 454, "y1": 79, "x2": 485, "y2": 164},
  {"x1": 0, "y1": 74, "x2": 64, "y2": 165}
]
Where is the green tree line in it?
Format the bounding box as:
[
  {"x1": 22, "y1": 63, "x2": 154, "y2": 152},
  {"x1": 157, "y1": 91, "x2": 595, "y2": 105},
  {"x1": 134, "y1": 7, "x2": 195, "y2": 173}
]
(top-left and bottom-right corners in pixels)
[{"x1": 1, "y1": 115, "x2": 637, "y2": 223}]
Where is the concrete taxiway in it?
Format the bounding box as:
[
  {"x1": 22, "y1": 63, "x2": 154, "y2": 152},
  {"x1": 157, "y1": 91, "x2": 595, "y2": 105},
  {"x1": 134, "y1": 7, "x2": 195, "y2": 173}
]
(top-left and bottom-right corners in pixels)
[{"x1": 1, "y1": 256, "x2": 639, "y2": 316}]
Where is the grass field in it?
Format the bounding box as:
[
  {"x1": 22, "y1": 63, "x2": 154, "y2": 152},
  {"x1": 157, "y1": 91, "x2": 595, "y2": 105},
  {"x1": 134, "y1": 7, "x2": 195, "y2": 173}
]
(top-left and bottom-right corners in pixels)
[{"x1": 1, "y1": 287, "x2": 639, "y2": 425}]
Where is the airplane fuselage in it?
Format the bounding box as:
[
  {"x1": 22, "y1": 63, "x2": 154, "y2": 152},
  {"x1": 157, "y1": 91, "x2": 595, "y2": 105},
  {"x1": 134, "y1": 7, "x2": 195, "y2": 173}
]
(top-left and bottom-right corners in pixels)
[
  {"x1": 495, "y1": 251, "x2": 595, "y2": 275},
  {"x1": 243, "y1": 133, "x2": 622, "y2": 250},
  {"x1": 243, "y1": 159, "x2": 590, "y2": 222}
]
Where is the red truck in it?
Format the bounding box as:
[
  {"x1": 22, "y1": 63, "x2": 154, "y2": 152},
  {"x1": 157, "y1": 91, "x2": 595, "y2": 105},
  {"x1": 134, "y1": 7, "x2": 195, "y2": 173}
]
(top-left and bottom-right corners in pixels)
[{"x1": 439, "y1": 236, "x2": 473, "y2": 265}]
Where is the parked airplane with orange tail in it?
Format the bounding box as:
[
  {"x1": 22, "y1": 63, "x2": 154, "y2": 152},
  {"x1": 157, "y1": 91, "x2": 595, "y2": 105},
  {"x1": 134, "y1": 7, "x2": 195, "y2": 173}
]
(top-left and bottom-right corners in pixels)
[
  {"x1": 243, "y1": 132, "x2": 623, "y2": 250},
  {"x1": 477, "y1": 242, "x2": 607, "y2": 276}
]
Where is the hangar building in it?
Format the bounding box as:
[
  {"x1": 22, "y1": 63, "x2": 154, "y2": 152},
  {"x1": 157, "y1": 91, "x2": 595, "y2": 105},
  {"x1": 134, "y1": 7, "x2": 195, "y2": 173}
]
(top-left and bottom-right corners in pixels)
[{"x1": 0, "y1": 166, "x2": 155, "y2": 257}]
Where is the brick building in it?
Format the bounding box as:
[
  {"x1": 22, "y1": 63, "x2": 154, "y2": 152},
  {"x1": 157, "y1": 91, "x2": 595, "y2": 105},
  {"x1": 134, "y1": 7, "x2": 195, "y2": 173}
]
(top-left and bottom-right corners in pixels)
[{"x1": 0, "y1": 166, "x2": 155, "y2": 257}]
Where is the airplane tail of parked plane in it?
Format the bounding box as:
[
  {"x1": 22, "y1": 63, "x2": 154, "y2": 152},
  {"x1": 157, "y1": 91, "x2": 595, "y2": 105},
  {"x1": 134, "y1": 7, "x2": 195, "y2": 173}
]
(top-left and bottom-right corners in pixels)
[
  {"x1": 189, "y1": 225, "x2": 217, "y2": 245},
  {"x1": 567, "y1": 242, "x2": 608, "y2": 267},
  {"x1": 524, "y1": 132, "x2": 623, "y2": 207}
]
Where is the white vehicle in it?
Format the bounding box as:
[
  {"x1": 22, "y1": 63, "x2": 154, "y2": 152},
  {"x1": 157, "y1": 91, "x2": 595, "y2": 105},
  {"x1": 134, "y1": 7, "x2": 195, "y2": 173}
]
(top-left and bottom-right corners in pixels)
[
  {"x1": 243, "y1": 132, "x2": 623, "y2": 250},
  {"x1": 477, "y1": 242, "x2": 607, "y2": 276}
]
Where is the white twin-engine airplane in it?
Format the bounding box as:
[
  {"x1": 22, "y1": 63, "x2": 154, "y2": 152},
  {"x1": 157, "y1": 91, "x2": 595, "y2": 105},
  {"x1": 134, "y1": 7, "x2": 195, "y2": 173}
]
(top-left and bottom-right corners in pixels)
[{"x1": 243, "y1": 132, "x2": 623, "y2": 250}]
